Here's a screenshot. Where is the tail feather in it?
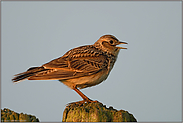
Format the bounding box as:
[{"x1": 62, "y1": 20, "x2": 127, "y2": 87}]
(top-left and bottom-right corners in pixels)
[{"x1": 12, "y1": 67, "x2": 47, "y2": 83}]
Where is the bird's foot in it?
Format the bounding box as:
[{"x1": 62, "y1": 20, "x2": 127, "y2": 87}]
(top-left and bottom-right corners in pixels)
[{"x1": 67, "y1": 99, "x2": 99, "y2": 106}]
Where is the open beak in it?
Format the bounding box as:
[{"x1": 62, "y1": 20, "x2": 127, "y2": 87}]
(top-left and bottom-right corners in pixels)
[{"x1": 116, "y1": 41, "x2": 128, "y2": 49}]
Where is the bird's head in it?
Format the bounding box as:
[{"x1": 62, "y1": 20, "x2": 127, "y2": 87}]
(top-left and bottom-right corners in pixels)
[{"x1": 94, "y1": 35, "x2": 127, "y2": 55}]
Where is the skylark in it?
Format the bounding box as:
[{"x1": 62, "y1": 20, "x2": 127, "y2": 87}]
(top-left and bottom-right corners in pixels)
[{"x1": 12, "y1": 35, "x2": 127, "y2": 103}]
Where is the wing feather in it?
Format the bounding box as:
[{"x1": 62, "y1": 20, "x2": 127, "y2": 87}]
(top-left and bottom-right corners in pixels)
[{"x1": 29, "y1": 45, "x2": 109, "y2": 80}]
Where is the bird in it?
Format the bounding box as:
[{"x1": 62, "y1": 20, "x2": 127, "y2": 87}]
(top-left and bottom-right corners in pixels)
[{"x1": 12, "y1": 34, "x2": 127, "y2": 103}]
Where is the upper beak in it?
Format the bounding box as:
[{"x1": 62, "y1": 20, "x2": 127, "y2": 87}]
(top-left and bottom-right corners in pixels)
[{"x1": 116, "y1": 41, "x2": 128, "y2": 49}]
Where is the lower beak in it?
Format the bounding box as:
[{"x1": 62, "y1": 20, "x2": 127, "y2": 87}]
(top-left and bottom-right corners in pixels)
[{"x1": 116, "y1": 41, "x2": 128, "y2": 49}]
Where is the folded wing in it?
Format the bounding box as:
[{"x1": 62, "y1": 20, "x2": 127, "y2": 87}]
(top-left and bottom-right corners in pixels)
[{"x1": 16, "y1": 45, "x2": 109, "y2": 81}]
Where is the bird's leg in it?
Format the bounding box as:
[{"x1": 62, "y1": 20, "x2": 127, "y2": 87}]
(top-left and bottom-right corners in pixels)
[
  {"x1": 73, "y1": 87, "x2": 92, "y2": 102},
  {"x1": 73, "y1": 86, "x2": 98, "y2": 103}
]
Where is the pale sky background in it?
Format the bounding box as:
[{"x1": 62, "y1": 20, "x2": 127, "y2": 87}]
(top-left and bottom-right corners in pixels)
[{"x1": 1, "y1": 1, "x2": 182, "y2": 122}]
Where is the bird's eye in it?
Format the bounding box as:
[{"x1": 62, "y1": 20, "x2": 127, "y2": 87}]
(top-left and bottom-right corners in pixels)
[{"x1": 109, "y1": 40, "x2": 113, "y2": 44}]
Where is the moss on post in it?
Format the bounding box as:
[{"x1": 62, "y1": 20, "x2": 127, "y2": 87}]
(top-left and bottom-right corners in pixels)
[
  {"x1": 1, "y1": 108, "x2": 39, "y2": 122},
  {"x1": 62, "y1": 102, "x2": 137, "y2": 122}
]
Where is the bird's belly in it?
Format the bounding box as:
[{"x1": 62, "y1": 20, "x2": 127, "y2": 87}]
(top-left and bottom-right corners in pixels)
[{"x1": 60, "y1": 70, "x2": 109, "y2": 89}]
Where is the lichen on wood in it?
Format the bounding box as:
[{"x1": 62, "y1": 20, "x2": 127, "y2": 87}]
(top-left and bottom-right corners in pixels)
[
  {"x1": 1, "y1": 108, "x2": 39, "y2": 122},
  {"x1": 62, "y1": 102, "x2": 137, "y2": 122}
]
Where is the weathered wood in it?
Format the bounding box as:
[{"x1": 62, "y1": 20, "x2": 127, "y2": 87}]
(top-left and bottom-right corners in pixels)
[
  {"x1": 1, "y1": 108, "x2": 39, "y2": 122},
  {"x1": 62, "y1": 102, "x2": 137, "y2": 122}
]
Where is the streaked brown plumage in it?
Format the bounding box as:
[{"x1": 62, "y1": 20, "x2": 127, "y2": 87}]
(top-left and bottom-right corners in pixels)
[{"x1": 12, "y1": 35, "x2": 127, "y2": 103}]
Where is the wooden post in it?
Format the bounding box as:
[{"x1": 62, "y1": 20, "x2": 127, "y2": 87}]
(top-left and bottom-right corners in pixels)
[{"x1": 62, "y1": 102, "x2": 137, "y2": 122}]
